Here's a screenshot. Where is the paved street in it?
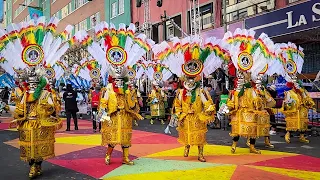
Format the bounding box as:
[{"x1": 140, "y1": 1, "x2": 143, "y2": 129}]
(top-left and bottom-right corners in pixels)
[{"x1": 1, "y1": 115, "x2": 320, "y2": 180}]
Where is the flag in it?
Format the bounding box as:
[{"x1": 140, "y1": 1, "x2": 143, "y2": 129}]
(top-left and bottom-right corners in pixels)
[{"x1": 28, "y1": 7, "x2": 43, "y2": 20}]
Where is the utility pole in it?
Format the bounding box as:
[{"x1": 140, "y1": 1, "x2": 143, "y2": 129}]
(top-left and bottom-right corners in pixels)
[
  {"x1": 223, "y1": 0, "x2": 227, "y2": 33},
  {"x1": 189, "y1": 0, "x2": 200, "y2": 36},
  {"x1": 161, "y1": 11, "x2": 167, "y2": 41}
]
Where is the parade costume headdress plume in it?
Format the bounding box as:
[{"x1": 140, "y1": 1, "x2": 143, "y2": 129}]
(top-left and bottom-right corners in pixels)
[
  {"x1": 145, "y1": 62, "x2": 172, "y2": 86},
  {"x1": 0, "y1": 16, "x2": 72, "y2": 81},
  {"x1": 275, "y1": 42, "x2": 304, "y2": 82},
  {"x1": 152, "y1": 35, "x2": 229, "y2": 79},
  {"x1": 75, "y1": 22, "x2": 154, "y2": 82},
  {"x1": 223, "y1": 28, "x2": 275, "y2": 81}
]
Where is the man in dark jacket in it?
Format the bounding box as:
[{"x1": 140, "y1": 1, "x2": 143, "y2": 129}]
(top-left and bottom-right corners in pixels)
[
  {"x1": 1, "y1": 87, "x2": 10, "y2": 105},
  {"x1": 63, "y1": 84, "x2": 79, "y2": 131}
]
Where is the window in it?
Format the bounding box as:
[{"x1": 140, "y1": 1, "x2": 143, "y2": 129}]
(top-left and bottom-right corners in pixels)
[
  {"x1": 79, "y1": 19, "x2": 87, "y2": 31},
  {"x1": 52, "y1": 0, "x2": 57, "y2": 4},
  {"x1": 237, "y1": 0, "x2": 246, "y2": 3},
  {"x1": 231, "y1": 11, "x2": 238, "y2": 21},
  {"x1": 187, "y1": 3, "x2": 214, "y2": 31},
  {"x1": 167, "y1": 25, "x2": 174, "y2": 39},
  {"x1": 61, "y1": 5, "x2": 69, "y2": 19},
  {"x1": 238, "y1": 8, "x2": 247, "y2": 19},
  {"x1": 119, "y1": 0, "x2": 125, "y2": 14},
  {"x1": 288, "y1": 0, "x2": 299, "y2": 3},
  {"x1": 111, "y1": 2, "x2": 117, "y2": 18},
  {"x1": 90, "y1": 12, "x2": 100, "y2": 27},
  {"x1": 75, "y1": 0, "x2": 88, "y2": 10}
]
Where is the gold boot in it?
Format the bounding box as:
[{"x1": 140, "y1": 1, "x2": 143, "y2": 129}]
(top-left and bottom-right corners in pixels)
[
  {"x1": 246, "y1": 138, "x2": 250, "y2": 147},
  {"x1": 28, "y1": 164, "x2": 37, "y2": 179},
  {"x1": 35, "y1": 163, "x2": 42, "y2": 176},
  {"x1": 134, "y1": 120, "x2": 139, "y2": 126},
  {"x1": 150, "y1": 119, "x2": 154, "y2": 125},
  {"x1": 285, "y1": 131, "x2": 291, "y2": 143},
  {"x1": 198, "y1": 146, "x2": 206, "y2": 162},
  {"x1": 299, "y1": 134, "x2": 309, "y2": 143},
  {"x1": 184, "y1": 145, "x2": 190, "y2": 157},
  {"x1": 231, "y1": 141, "x2": 237, "y2": 154},
  {"x1": 161, "y1": 119, "x2": 165, "y2": 125},
  {"x1": 265, "y1": 137, "x2": 274, "y2": 148},
  {"x1": 249, "y1": 144, "x2": 261, "y2": 154},
  {"x1": 122, "y1": 147, "x2": 134, "y2": 165},
  {"x1": 105, "y1": 146, "x2": 114, "y2": 165}
]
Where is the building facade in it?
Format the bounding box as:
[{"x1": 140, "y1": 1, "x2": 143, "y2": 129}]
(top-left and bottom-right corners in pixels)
[
  {"x1": 131, "y1": 0, "x2": 221, "y2": 43},
  {"x1": 105, "y1": 0, "x2": 131, "y2": 26},
  {"x1": 245, "y1": 0, "x2": 320, "y2": 79},
  {"x1": 5, "y1": 0, "x2": 105, "y2": 36}
]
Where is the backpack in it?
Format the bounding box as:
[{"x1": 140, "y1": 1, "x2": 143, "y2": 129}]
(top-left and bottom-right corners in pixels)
[{"x1": 91, "y1": 91, "x2": 100, "y2": 107}]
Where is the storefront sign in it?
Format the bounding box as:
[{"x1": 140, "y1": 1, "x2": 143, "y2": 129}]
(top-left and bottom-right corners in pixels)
[{"x1": 245, "y1": 0, "x2": 320, "y2": 37}]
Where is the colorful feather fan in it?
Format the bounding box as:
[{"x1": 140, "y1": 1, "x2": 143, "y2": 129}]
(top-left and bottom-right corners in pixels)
[
  {"x1": 223, "y1": 28, "x2": 275, "y2": 80},
  {"x1": 74, "y1": 22, "x2": 154, "y2": 82},
  {"x1": 275, "y1": 42, "x2": 304, "y2": 81},
  {"x1": 152, "y1": 35, "x2": 229, "y2": 78},
  {"x1": 0, "y1": 16, "x2": 72, "y2": 79}
]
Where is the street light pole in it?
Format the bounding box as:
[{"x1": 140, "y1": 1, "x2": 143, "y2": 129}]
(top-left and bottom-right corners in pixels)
[
  {"x1": 161, "y1": 10, "x2": 167, "y2": 41},
  {"x1": 223, "y1": 0, "x2": 227, "y2": 33}
]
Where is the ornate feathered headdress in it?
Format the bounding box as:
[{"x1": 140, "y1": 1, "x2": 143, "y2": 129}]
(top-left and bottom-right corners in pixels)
[
  {"x1": 0, "y1": 16, "x2": 72, "y2": 83},
  {"x1": 75, "y1": 22, "x2": 154, "y2": 82},
  {"x1": 145, "y1": 62, "x2": 172, "y2": 86},
  {"x1": 223, "y1": 28, "x2": 275, "y2": 81},
  {"x1": 276, "y1": 42, "x2": 304, "y2": 82},
  {"x1": 152, "y1": 35, "x2": 229, "y2": 81}
]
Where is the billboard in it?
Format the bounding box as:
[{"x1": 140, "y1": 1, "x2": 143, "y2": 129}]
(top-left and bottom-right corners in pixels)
[{"x1": 245, "y1": 0, "x2": 320, "y2": 37}]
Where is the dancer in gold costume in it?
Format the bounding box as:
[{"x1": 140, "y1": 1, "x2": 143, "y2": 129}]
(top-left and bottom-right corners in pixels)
[
  {"x1": 146, "y1": 64, "x2": 172, "y2": 125},
  {"x1": 224, "y1": 28, "x2": 276, "y2": 154},
  {"x1": 277, "y1": 43, "x2": 315, "y2": 143},
  {"x1": 12, "y1": 71, "x2": 62, "y2": 178},
  {"x1": 79, "y1": 22, "x2": 154, "y2": 165},
  {"x1": 148, "y1": 80, "x2": 167, "y2": 125},
  {"x1": 127, "y1": 64, "x2": 145, "y2": 126},
  {"x1": 1, "y1": 16, "x2": 73, "y2": 178},
  {"x1": 151, "y1": 35, "x2": 227, "y2": 162}
]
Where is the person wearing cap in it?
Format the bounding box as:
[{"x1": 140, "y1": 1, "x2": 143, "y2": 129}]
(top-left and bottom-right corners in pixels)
[{"x1": 63, "y1": 84, "x2": 79, "y2": 131}]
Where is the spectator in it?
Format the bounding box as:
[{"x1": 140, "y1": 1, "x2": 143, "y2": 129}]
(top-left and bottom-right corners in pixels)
[
  {"x1": 217, "y1": 68, "x2": 227, "y2": 92},
  {"x1": 1, "y1": 87, "x2": 10, "y2": 105},
  {"x1": 90, "y1": 86, "x2": 101, "y2": 132},
  {"x1": 267, "y1": 85, "x2": 277, "y2": 135},
  {"x1": 219, "y1": 88, "x2": 229, "y2": 130},
  {"x1": 63, "y1": 84, "x2": 79, "y2": 131},
  {"x1": 206, "y1": 84, "x2": 216, "y2": 104}
]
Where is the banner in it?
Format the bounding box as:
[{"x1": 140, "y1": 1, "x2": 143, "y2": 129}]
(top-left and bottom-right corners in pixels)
[{"x1": 28, "y1": 7, "x2": 43, "y2": 20}]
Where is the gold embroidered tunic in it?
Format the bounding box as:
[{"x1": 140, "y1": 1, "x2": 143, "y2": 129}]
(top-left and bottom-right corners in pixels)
[
  {"x1": 282, "y1": 88, "x2": 315, "y2": 132},
  {"x1": 227, "y1": 88, "x2": 274, "y2": 138},
  {"x1": 100, "y1": 84, "x2": 143, "y2": 147},
  {"x1": 174, "y1": 88, "x2": 215, "y2": 146},
  {"x1": 12, "y1": 90, "x2": 62, "y2": 162},
  {"x1": 148, "y1": 89, "x2": 166, "y2": 118}
]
